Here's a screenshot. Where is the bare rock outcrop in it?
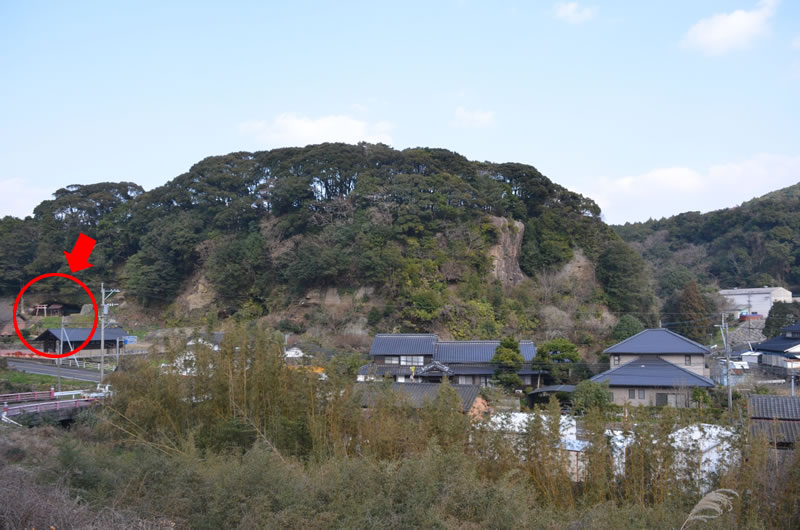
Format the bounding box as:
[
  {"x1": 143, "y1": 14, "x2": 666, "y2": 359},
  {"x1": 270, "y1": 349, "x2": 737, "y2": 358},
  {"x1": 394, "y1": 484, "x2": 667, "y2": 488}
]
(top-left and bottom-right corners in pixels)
[{"x1": 487, "y1": 216, "x2": 527, "y2": 286}]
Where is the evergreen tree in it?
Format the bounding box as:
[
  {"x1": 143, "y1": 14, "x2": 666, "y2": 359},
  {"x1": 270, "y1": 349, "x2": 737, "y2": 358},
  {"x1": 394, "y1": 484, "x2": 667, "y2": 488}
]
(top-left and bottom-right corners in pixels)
[
  {"x1": 596, "y1": 240, "x2": 654, "y2": 316},
  {"x1": 611, "y1": 315, "x2": 645, "y2": 341},
  {"x1": 491, "y1": 337, "x2": 523, "y2": 389},
  {"x1": 571, "y1": 380, "x2": 611, "y2": 413},
  {"x1": 538, "y1": 338, "x2": 581, "y2": 384},
  {"x1": 673, "y1": 281, "x2": 711, "y2": 343},
  {"x1": 763, "y1": 301, "x2": 800, "y2": 338}
]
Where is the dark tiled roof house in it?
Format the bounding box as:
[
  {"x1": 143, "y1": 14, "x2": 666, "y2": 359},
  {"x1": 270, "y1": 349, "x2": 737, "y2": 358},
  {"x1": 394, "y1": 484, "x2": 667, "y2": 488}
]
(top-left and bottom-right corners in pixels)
[
  {"x1": 359, "y1": 334, "x2": 541, "y2": 387},
  {"x1": 754, "y1": 323, "x2": 800, "y2": 377},
  {"x1": 593, "y1": 329, "x2": 714, "y2": 407},
  {"x1": 34, "y1": 327, "x2": 127, "y2": 353},
  {"x1": 604, "y1": 328, "x2": 709, "y2": 377}
]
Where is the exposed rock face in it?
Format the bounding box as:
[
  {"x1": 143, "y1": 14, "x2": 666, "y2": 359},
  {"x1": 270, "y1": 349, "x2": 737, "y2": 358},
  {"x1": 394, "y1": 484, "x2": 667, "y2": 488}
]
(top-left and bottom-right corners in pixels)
[
  {"x1": 182, "y1": 273, "x2": 215, "y2": 311},
  {"x1": 487, "y1": 216, "x2": 527, "y2": 286},
  {"x1": 324, "y1": 287, "x2": 341, "y2": 306}
]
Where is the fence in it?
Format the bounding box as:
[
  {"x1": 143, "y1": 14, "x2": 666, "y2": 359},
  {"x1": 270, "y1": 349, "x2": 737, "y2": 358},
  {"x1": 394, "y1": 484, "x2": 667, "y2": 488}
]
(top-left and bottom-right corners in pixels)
[{"x1": 0, "y1": 390, "x2": 55, "y2": 403}]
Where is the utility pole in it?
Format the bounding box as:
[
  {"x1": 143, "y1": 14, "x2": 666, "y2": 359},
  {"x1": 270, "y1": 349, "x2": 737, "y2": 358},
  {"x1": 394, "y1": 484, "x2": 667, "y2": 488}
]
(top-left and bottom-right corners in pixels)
[
  {"x1": 716, "y1": 314, "x2": 732, "y2": 415},
  {"x1": 58, "y1": 316, "x2": 64, "y2": 392},
  {"x1": 99, "y1": 283, "x2": 119, "y2": 383}
]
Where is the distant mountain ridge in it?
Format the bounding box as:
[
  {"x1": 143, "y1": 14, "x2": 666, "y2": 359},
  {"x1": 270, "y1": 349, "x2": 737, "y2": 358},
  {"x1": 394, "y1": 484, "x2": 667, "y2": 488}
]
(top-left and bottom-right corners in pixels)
[{"x1": 614, "y1": 180, "x2": 800, "y2": 294}]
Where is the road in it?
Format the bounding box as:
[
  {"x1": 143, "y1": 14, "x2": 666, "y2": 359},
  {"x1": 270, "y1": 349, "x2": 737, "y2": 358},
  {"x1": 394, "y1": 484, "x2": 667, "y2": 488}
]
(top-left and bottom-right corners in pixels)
[{"x1": 7, "y1": 359, "x2": 102, "y2": 383}]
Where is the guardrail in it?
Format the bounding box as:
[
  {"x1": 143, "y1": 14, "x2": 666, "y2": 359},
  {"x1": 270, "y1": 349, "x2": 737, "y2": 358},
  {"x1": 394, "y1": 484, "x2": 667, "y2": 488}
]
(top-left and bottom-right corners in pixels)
[
  {"x1": 54, "y1": 390, "x2": 87, "y2": 399},
  {"x1": 1, "y1": 348, "x2": 149, "y2": 359},
  {"x1": 0, "y1": 390, "x2": 55, "y2": 403},
  {"x1": 0, "y1": 388, "x2": 107, "y2": 403},
  {"x1": 3, "y1": 398, "x2": 99, "y2": 417}
]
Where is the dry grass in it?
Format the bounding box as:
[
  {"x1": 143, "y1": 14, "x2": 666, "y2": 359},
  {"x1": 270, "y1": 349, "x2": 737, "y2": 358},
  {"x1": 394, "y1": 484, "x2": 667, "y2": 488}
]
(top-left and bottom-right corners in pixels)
[{"x1": 680, "y1": 489, "x2": 739, "y2": 530}]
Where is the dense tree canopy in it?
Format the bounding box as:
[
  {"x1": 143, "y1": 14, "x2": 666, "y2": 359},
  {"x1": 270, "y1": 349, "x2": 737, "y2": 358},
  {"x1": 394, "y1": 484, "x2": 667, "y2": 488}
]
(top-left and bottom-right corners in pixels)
[
  {"x1": 611, "y1": 315, "x2": 645, "y2": 341},
  {"x1": 596, "y1": 240, "x2": 655, "y2": 317},
  {"x1": 615, "y1": 182, "x2": 800, "y2": 292},
  {"x1": 1, "y1": 143, "x2": 651, "y2": 342},
  {"x1": 491, "y1": 336, "x2": 524, "y2": 389},
  {"x1": 763, "y1": 301, "x2": 800, "y2": 338},
  {"x1": 664, "y1": 281, "x2": 714, "y2": 344}
]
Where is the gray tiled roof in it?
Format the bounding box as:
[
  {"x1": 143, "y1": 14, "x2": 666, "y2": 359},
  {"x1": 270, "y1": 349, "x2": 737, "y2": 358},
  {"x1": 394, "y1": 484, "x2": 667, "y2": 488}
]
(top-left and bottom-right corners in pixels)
[
  {"x1": 518, "y1": 366, "x2": 547, "y2": 375},
  {"x1": 35, "y1": 327, "x2": 127, "y2": 343},
  {"x1": 446, "y1": 365, "x2": 496, "y2": 375},
  {"x1": 604, "y1": 328, "x2": 710, "y2": 355},
  {"x1": 748, "y1": 395, "x2": 800, "y2": 420},
  {"x1": 357, "y1": 382, "x2": 482, "y2": 412},
  {"x1": 357, "y1": 364, "x2": 413, "y2": 377},
  {"x1": 590, "y1": 356, "x2": 714, "y2": 388},
  {"x1": 358, "y1": 362, "x2": 541, "y2": 377},
  {"x1": 519, "y1": 340, "x2": 537, "y2": 361},
  {"x1": 750, "y1": 420, "x2": 800, "y2": 445},
  {"x1": 528, "y1": 385, "x2": 576, "y2": 395},
  {"x1": 780, "y1": 322, "x2": 800, "y2": 333},
  {"x1": 755, "y1": 336, "x2": 800, "y2": 353},
  {"x1": 435, "y1": 341, "x2": 499, "y2": 363},
  {"x1": 368, "y1": 334, "x2": 536, "y2": 361},
  {"x1": 369, "y1": 334, "x2": 437, "y2": 356},
  {"x1": 434, "y1": 340, "x2": 536, "y2": 363}
]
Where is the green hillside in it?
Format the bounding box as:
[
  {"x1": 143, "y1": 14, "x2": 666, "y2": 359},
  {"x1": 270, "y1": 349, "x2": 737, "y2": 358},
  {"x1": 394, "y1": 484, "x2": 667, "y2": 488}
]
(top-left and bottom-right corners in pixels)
[
  {"x1": 614, "y1": 182, "x2": 800, "y2": 296},
  {"x1": 0, "y1": 143, "x2": 655, "y2": 342}
]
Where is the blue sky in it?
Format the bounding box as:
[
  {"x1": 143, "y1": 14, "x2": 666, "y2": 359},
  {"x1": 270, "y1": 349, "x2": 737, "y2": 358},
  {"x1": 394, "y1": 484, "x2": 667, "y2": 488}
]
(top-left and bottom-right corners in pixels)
[{"x1": 1, "y1": 0, "x2": 798, "y2": 224}]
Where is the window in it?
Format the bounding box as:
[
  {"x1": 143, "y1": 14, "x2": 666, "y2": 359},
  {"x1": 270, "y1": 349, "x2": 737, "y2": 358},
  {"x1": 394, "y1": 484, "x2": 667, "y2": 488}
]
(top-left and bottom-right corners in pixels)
[
  {"x1": 628, "y1": 389, "x2": 636, "y2": 399},
  {"x1": 384, "y1": 356, "x2": 399, "y2": 365},
  {"x1": 608, "y1": 392, "x2": 614, "y2": 402},
  {"x1": 638, "y1": 389, "x2": 645, "y2": 399},
  {"x1": 613, "y1": 355, "x2": 620, "y2": 365},
  {"x1": 400, "y1": 356, "x2": 424, "y2": 366},
  {"x1": 458, "y1": 375, "x2": 470, "y2": 385},
  {"x1": 685, "y1": 355, "x2": 692, "y2": 366},
  {"x1": 396, "y1": 375, "x2": 405, "y2": 383}
]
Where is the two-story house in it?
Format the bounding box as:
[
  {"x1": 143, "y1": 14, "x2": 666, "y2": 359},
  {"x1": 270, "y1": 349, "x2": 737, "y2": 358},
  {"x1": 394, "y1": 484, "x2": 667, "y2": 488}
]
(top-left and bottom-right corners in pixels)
[
  {"x1": 591, "y1": 329, "x2": 715, "y2": 407},
  {"x1": 604, "y1": 328, "x2": 709, "y2": 376}
]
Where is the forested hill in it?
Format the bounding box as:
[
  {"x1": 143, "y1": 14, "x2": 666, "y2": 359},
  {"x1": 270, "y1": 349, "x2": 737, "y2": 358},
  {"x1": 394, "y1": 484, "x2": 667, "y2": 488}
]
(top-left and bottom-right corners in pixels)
[
  {"x1": 0, "y1": 143, "x2": 654, "y2": 339},
  {"x1": 614, "y1": 182, "x2": 800, "y2": 295}
]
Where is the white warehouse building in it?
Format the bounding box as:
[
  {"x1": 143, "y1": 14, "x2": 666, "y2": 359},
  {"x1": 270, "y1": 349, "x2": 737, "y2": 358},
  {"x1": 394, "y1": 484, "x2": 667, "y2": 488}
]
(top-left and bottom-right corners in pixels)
[{"x1": 719, "y1": 286, "x2": 793, "y2": 318}]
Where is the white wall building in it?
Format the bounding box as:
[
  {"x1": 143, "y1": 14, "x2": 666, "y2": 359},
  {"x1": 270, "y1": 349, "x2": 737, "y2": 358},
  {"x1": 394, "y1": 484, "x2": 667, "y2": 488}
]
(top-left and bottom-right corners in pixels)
[{"x1": 718, "y1": 287, "x2": 792, "y2": 318}]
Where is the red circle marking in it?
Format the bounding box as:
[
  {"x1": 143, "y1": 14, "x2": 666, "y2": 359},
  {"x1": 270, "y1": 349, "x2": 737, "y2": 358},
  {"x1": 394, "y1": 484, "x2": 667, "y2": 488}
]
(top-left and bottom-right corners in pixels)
[{"x1": 13, "y1": 273, "x2": 99, "y2": 359}]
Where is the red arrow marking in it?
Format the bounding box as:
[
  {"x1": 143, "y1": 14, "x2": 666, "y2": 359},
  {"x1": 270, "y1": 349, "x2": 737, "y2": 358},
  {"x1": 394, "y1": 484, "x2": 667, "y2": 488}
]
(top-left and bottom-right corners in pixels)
[{"x1": 64, "y1": 233, "x2": 97, "y2": 272}]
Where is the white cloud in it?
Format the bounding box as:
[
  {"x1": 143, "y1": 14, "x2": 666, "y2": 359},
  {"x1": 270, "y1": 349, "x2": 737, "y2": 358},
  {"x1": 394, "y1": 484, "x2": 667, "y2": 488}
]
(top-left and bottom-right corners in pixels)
[
  {"x1": 0, "y1": 178, "x2": 52, "y2": 219},
  {"x1": 553, "y1": 2, "x2": 596, "y2": 24},
  {"x1": 683, "y1": 0, "x2": 779, "y2": 55},
  {"x1": 239, "y1": 113, "x2": 394, "y2": 147},
  {"x1": 577, "y1": 153, "x2": 800, "y2": 225},
  {"x1": 452, "y1": 106, "x2": 495, "y2": 128},
  {"x1": 792, "y1": 34, "x2": 800, "y2": 49}
]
